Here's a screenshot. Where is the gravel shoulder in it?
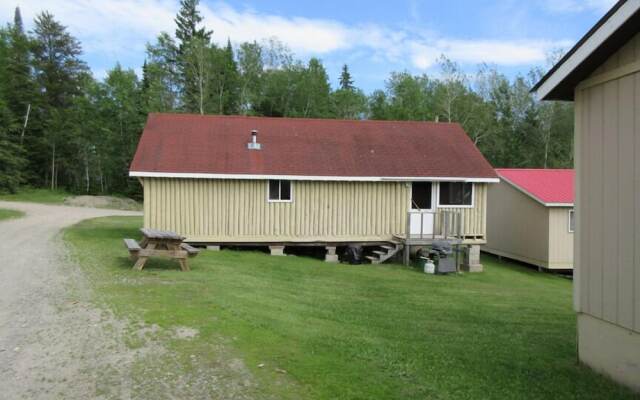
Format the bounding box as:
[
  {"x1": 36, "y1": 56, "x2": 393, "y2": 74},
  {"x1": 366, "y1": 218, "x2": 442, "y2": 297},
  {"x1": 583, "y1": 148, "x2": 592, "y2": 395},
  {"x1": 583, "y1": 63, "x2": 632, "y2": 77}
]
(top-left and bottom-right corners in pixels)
[{"x1": 0, "y1": 201, "x2": 257, "y2": 399}]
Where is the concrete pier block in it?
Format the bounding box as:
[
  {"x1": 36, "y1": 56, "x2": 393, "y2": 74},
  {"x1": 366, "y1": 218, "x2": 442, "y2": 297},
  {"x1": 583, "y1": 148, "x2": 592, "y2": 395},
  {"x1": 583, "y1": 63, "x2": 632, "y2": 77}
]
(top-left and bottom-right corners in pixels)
[
  {"x1": 461, "y1": 244, "x2": 483, "y2": 272},
  {"x1": 206, "y1": 245, "x2": 220, "y2": 251},
  {"x1": 269, "y1": 246, "x2": 286, "y2": 256},
  {"x1": 325, "y1": 246, "x2": 339, "y2": 263}
]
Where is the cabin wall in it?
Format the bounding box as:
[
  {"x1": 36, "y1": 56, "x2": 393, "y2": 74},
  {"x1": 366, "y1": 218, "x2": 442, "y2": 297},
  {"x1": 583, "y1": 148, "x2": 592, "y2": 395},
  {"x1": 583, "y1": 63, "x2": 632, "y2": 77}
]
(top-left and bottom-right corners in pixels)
[
  {"x1": 547, "y1": 208, "x2": 574, "y2": 269},
  {"x1": 144, "y1": 178, "x2": 409, "y2": 242},
  {"x1": 574, "y1": 30, "x2": 640, "y2": 332},
  {"x1": 484, "y1": 180, "x2": 549, "y2": 267},
  {"x1": 142, "y1": 178, "x2": 488, "y2": 243},
  {"x1": 574, "y1": 31, "x2": 640, "y2": 390}
]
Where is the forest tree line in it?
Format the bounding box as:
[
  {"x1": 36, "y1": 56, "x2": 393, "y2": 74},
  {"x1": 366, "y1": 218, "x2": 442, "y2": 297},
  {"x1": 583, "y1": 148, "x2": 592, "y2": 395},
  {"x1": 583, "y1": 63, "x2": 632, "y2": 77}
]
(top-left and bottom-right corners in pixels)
[{"x1": 0, "y1": 0, "x2": 574, "y2": 197}]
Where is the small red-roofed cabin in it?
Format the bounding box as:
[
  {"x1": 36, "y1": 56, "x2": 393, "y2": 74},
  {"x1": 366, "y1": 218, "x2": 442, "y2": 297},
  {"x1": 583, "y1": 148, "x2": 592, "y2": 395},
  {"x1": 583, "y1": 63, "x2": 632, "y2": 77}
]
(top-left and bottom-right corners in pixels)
[
  {"x1": 130, "y1": 113, "x2": 498, "y2": 266},
  {"x1": 484, "y1": 169, "x2": 575, "y2": 270}
]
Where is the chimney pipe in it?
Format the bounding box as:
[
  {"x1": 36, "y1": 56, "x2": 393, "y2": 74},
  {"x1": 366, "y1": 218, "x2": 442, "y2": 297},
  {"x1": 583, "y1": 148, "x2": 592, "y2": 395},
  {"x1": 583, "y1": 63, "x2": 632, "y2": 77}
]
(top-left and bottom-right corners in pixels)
[{"x1": 247, "y1": 129, "x2": 261, "y2": 150}]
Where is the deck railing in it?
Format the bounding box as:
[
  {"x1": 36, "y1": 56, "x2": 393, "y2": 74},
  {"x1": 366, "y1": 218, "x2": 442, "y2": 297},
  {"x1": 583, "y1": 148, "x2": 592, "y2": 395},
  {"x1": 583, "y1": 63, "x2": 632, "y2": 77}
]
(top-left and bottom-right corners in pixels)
[{"x1": 405, "y1": 209, "x2": 464, "y2": 240}]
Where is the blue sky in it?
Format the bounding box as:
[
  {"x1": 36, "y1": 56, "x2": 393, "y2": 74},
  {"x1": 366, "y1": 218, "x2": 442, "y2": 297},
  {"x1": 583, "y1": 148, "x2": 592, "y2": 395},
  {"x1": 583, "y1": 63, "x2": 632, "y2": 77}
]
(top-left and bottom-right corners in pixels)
[{"x1": 0, "y1": 0, "x2": 616, "y2": 92}]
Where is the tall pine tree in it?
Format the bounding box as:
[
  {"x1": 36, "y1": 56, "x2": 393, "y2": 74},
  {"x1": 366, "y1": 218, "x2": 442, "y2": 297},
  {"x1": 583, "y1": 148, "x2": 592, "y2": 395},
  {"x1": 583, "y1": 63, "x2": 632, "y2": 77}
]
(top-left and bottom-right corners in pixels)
[
  {"x1": 32, "y1": 11, "x2": 88, "y2": 189},
  {"x1": 339, "y1": 64, "x2": 354, "y2": 91},
  {"x1": 175, "y1": 0, "x2": 212, "y2": 113}
]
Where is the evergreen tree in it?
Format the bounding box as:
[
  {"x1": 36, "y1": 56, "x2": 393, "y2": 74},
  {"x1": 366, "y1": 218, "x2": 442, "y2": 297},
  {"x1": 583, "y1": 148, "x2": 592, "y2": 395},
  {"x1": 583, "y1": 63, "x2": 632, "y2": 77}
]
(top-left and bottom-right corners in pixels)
[
  {"x1": 174, "y1": 0, "x2": 212, "y2": 112},
  {"x1": 175, "y1": 0, "x2": 211, "y2": 51},
  {"x1": 339, "y1": 64, "x2": 354, "y2": 91},
  {"x1": 5, "y1": 7, "x2": 35, "y2": 140},
  {"x1": 145, "y1": 33, "x2": 180, "y2": 112},
  {"x1": 0, "y1": 100, "x2": 26, "y2": 193},
  {"x1": 332, "y1": 64, "x2": 366, "y2": 119},
  {"x1": 32, "y1": 11, "x2": 88, "y2": 189},
  {"x1": 220, "y1": 39, "x2": 240, "y2": 114}
]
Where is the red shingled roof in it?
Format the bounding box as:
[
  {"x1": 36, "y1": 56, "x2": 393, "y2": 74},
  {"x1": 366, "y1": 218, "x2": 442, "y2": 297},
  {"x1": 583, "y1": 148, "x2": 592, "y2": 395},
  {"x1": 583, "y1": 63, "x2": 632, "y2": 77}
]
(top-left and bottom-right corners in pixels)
[
  {"x1": 130, "y1": 113, "x2": 498, "y2": 180},
  {"x1": 496, "y1": 169, "x2": 575, "y2": 205}
]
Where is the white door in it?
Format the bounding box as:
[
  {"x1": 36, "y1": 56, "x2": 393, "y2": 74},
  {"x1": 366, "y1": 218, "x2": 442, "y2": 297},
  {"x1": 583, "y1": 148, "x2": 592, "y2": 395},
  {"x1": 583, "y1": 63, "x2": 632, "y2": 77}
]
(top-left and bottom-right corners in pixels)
[{"x1": 409, "y1": 182, "x2": 434, "y2": 236}]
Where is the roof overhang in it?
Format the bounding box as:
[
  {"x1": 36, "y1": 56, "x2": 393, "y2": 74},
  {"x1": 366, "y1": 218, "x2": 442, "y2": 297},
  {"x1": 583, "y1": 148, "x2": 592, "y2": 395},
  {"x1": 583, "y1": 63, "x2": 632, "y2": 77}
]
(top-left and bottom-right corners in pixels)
[
  {"x1": 130, "y1": 171, "x2": 500, "y2": 183},
  {"x1": 532, "y1": 0, "x2": 640, "y2": 101},
  {"x1": 499, "y1": 175, "x2": 573, "y2": 207}
]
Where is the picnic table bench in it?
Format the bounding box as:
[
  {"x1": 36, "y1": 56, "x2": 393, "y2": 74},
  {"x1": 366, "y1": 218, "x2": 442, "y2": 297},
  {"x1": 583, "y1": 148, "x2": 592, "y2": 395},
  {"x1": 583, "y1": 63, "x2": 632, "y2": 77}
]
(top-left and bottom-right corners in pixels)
[{"x1": 123, "y1": 228, "x2": 199, "y2": 271}]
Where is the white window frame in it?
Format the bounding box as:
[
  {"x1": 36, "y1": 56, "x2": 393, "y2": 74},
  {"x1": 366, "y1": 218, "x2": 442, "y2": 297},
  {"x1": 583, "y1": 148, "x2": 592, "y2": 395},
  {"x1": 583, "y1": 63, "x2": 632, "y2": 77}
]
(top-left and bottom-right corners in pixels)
[
  {"x1": 436, "y1": 182, "x2": 475, "y2": 209},
  {"x1": 267, "y1": 179, "x2": 293, "y2": 203},
  {"x1": 568, "y1": 209, "x2": 575, "y2": 233}
]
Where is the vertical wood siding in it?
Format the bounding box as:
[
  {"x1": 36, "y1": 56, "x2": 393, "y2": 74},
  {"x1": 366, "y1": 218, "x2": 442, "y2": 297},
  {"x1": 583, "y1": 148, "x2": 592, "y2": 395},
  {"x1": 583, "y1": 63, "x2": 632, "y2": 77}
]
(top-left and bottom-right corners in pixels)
[
  {"x1": 575, "y1": 32, "x2": 640, "y2": 333},
  {"x1": 143, "y1": 179, "x2": 488, "y2": 243},
  {"x1": 144, "y1": 178, "x2": 409, "y2": 242}
]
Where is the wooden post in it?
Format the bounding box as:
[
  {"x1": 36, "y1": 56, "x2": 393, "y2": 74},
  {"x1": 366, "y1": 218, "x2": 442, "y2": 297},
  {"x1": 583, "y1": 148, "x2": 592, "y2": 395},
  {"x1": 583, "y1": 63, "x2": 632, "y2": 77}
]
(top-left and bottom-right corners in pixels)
[
  {"x1": 403, "y1": 243, "x2": 410, "y2": 266},
  {"x1": 444, "y1": 212, "x2": 449, "y2": 239}
]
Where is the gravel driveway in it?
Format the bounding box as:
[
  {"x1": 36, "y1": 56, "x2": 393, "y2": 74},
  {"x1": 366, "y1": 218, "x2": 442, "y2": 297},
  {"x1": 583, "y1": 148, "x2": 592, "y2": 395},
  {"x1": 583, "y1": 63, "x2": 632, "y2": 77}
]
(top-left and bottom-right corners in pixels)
[
  {"x1": 0, "y1": 201, "x2": 260, "y2": 400},
  {"x1": 0, "y1": 201, "x2": 142, "y2": 398}
]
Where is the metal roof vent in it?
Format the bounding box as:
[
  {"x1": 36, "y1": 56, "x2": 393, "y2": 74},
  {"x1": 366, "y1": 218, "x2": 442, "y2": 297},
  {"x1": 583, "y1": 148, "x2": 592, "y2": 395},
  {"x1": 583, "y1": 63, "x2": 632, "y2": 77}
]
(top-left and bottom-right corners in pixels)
[{"x1": 247, "y1": 129, "x2": 261, "y2": 150}]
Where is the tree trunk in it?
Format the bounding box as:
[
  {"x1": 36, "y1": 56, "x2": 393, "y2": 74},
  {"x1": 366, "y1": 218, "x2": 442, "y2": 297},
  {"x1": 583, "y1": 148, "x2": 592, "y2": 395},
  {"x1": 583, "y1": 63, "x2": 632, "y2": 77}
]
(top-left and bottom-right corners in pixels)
[
  {"x1": 85, "y1": 151, "x2": 90, "y2": 193},
  {"x1": 50, "y1": 143, "x2": 56, "y2": 190}
]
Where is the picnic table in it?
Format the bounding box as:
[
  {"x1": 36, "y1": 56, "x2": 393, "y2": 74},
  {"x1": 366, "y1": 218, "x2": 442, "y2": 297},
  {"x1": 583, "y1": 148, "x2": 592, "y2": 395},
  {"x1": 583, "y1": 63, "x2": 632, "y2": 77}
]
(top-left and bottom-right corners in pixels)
[{"x1": 123, "y1": 228, "x2": 199, "y2": 271}]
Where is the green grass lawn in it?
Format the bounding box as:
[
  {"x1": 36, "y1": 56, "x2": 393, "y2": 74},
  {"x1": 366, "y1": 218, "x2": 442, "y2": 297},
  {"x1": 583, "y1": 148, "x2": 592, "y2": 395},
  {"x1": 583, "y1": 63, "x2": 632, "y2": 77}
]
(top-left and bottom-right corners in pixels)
[
  {"x1": 64, "y1": 216, "x2": 636, "y2": 400},
  {"x1": 0, "y1": 187, "x2": 70, "y2": 204},
  {"x1": 0, "y1": 208, "x2": 25, "y2": 221}
]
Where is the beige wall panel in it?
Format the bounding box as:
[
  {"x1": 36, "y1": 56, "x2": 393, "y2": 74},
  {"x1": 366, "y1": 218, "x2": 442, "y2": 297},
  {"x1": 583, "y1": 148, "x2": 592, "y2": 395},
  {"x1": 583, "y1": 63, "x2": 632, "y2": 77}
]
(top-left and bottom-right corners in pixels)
[
  {"x1": 635, "y1": 71, "x2": 640, "y2": 333},
  {"x1": 586, "y1": 83, "x2": 604, "y2": 320},
  {"x1": 617, "y1": 74, "x2": 636, "y2": 329},
  {"x1": 548, "y1": 208, "x2": 574, "y2": 269},
  {"x1": 484, "y1": 181, "x2": 549, "y2": 267},
  {"x1": 578, "y1": 314, "x2": 640, "y2": 392},
  {"x1": 602, "y1": 80, "x2": 619, "y2": 323}
]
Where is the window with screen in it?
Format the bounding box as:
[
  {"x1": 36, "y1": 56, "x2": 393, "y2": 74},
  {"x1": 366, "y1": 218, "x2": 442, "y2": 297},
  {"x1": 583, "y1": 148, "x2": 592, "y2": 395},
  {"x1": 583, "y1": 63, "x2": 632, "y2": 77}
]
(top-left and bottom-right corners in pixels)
[
  {"x1": 411, "y1": 182, "x2": 432, "y2": 210},
  {"x1": 268, "y1": 180, "x2": 292, "y2": 202},
  {"x1": 439, "y1": 182, "x2": 473, "y2": 206}
]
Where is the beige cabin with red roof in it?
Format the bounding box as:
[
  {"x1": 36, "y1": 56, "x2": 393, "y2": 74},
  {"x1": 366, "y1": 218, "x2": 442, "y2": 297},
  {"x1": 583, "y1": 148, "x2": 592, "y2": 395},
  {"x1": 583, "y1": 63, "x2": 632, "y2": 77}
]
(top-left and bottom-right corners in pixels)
[
  {"x1": 484, "y1": 169, "x2": 575, "y2": 270},
  {"x1": 130, "y1": 113, "x2": 498, "y2": 266}
]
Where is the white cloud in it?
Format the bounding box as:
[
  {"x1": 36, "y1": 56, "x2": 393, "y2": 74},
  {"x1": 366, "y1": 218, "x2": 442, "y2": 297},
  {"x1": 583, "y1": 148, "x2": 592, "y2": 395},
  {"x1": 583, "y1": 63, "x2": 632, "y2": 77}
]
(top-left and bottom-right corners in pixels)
[
  {"x1": 0, "y1": 0, "x2": 571, "y2": 72},
  {"x1": 426, "y1": 38, "x2": 573, "y2": 67},
  {"x1": 542, "y1": 0, "x2": 617, "y2": 14}
]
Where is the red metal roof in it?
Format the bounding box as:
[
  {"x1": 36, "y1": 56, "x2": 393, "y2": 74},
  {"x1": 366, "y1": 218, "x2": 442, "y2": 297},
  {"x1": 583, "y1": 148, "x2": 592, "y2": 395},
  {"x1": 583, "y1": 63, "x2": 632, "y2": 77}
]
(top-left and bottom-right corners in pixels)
[
  {"x1": 130, "y1": 113, "x2": 498, "y2": 180},
  {"x1": 496, "y1": 169, "x2": 575, "y2": 205}
]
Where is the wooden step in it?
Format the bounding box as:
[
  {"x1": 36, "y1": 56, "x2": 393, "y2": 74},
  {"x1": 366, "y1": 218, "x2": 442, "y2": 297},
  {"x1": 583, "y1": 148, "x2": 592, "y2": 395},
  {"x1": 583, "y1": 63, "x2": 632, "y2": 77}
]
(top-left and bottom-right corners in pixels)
[
  {"x1": 365, "y1": 255, "x2": 380, "y2": 264},
  {"x1": 381, "y1": 245, "x2": 395, "y2": 251},
  {"x1": 373, "y1": 250, "x2": 387, "y2": 256}
]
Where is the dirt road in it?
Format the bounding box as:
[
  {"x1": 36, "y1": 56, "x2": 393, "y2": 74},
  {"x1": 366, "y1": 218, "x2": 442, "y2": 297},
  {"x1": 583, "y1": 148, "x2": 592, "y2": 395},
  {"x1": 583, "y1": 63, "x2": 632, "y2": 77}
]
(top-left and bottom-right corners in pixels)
[{"x1": 0, "y1": 201, "x2": 142, "y2": 398}]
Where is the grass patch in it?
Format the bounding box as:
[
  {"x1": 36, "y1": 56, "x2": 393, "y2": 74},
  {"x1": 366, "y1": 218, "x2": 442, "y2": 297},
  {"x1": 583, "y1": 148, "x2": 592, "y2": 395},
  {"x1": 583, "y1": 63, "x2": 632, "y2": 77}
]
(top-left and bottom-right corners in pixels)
[
  {"x1": 64, "y1": 216, "x2": 636, "y2": 400},
  {"x1": 0, "y1": 208, "x2": 25, "y2": 221},
  {"x1": 0, "y1": 187, "x2": 70, "y2": 204}
]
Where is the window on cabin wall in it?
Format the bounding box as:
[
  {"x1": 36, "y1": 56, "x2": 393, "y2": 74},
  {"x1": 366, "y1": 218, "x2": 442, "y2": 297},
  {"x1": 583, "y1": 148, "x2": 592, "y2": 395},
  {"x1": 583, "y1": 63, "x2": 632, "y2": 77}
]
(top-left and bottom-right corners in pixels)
[
  {"x1": 568, "y1": 209, "x2": 575, "y2": 233},
  {"x1": 268, "y1": 180, "x2": 292, "y2": 202},
  {"x1": 439, "y1": 182, "x2": 473, "y2": 206},
  {"x1": 411, "y1": 182, "x2": 432, "y2": 210}
]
